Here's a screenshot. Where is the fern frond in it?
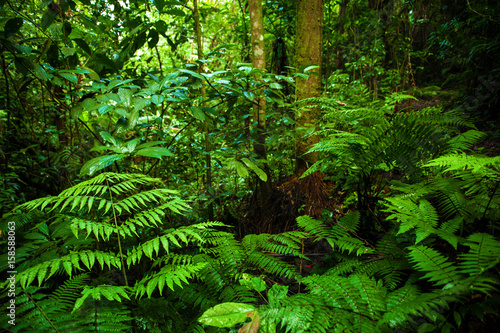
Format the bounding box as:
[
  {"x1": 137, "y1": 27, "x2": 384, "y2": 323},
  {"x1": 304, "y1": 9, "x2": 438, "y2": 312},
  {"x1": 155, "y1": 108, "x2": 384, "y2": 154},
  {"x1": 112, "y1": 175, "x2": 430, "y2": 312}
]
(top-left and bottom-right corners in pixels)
[
  {"x1": 246, "y1": 251, "x2": 297, "y2": 278},
  {"x1": 338, "y1": 211, "x2": 361, "y2": 233},
  {"x1": 219, "y1": 284, "x2": 257, "y2": 303},
  {"x1": 425, "y1": 153, "x2": 500, "y2": 176},
  {"x1": 0, "y1": 210, "x2": 44, "y2": 231},
  {"x1": 74, "y1": 284, "x2": 131, "y2": 311},
  {"x1": 303, "y1": 274, "x2": 387, "y2": 320},
  {"x1": 459, "y1": 233, "x2": 500, "y2": 276},
  {"x1": 173, "y1": 283, "x2": 219, "y2": 310},
  {"x1": 380, "y1": 286, "x2": 447, "y2": 328},
  {"x1": 384, "y1": 198, "x2": 439, "y2": 244},
  {"x1": 18, "y1": 250, "x2": 122, "y2": 288},
  {"x1": 242, "y1": 232, "x2": 305, "y2": 257},
  {"x1": 49, "y1": 273, "x2": 91, "y2": 311},
  {"x1": 408, "y1": 245, "x2": 461, "y2": 286},
  {"x1": 296, "y1": 215, "x2": 332, "y2": 240},
  {"x1": 126, "y1": 225, "x2": 207, "y2": 265},
  {"x1": 134, "y1": 262, "x2": 207, "y2": 297}
]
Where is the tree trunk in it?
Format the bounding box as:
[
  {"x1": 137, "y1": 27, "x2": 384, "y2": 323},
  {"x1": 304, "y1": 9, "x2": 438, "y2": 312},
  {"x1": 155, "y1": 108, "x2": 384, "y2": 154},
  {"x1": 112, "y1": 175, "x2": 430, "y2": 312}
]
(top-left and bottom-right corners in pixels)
[
  {"x1": 336, "y1": 0, "x2": 348, "y2": 70},
  {"x1": 249, "y1": 0, "x2": 271, "y2": 211},
  {"x1": 193, "y1": 0, "x2": 214, "y2": 220},
  {"x1": 295, "y1": 0, "x2": 323, "y2": 175}
]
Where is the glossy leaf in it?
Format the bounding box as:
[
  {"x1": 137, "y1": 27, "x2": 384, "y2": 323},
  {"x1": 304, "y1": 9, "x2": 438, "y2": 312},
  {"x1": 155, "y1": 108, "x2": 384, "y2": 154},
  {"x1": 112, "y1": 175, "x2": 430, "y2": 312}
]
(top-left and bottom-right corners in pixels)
[
  {"x1": 136, "y1": 147, "x2": 173, "y2": 159},
  {"x1": 242, "y1": 158, "x2": 267, "y2": 182},
  {"x1": 80, "y1": 154, "x2": 124, "y2": 176},
  {"x1": 198, "y1": 302, "x2": 256, "y2": 328}
]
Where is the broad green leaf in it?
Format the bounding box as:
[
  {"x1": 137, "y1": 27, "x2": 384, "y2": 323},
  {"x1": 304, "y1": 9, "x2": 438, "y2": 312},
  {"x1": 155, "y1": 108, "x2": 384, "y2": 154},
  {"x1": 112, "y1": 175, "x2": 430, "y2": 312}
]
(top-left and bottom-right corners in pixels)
[
  {"x1": 59, "y1": 72, "x2": 78, "y2": 84},
  {"x1": 242, "y1": 158, "x2": 267, "y2": 182},
  {"x1": 165, "y1": 8, "x2": 185, "y2": 16},
  {"x1": 235, "y1": 161, "x2": 249, "y2": 178},
  {"x1": 151, "y1": 94, "x2": 164, "y2": 105},
  {"x1": 199, "y1": 302, "x2": 256, "y2": 328},
  {"x1": 251, "y1": 276, "x2": 266, "y2": 292},
  {"x1": 100, "y1": 131, "x2": 117, "y2": 145},
  {"x1": 61, "y1": 47, "x2": 76, "y2": 57},
  {"x1": 80, "y1": 154, "x2": 124, "y2": 176},
  {"x1": 148, "y1": 29, "x2": 159, "y2": 48},
  {"x1": 136, "y1": 147, "x2": 173, "y2": 159},
  {"x1": 270, "y1": 82, "x2": 282, "y2": 89},
  {"x1": 243, "y1": 91, "x2": 255, "y2": 102},
  {"x1": 5, "y1": 18, "x2": 24, "y2": 38},
  {"x1": 264, "y1": 90, "x2": 284, "y2": 106},
  {"x1": 33, "y1": 63, "x2": 52, "y2": 81},
  {"x1": 98, "y1": 105, "x2": 113, "y2": 115},
  {"x1": 191, "y1": 106, "x2": 206, "y2": 121},
  {"x1": 81, "y1": 66, "x2": 100, "y2": 81},
  {"x1": 74, "y1": 38, "x2": 91, "y2": 54},
  {"x1": 178, "y1": 68, "x2": 205, "y2": 80},
  {"x1": 41, "y1": 10, "x2": 58, "y2": 30},
  {"x1": 154, "y1": 20, "x2": 168, "y2": 36},
  {"x1": 154, "y1": 0, "x2": 165, "y2": 12}
]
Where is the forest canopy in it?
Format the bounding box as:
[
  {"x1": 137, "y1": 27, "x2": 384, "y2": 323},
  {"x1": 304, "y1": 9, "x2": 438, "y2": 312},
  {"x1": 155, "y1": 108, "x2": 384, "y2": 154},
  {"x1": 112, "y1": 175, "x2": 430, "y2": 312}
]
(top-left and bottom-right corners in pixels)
[{"x1": 0, "y1": 0, "x2": 499, "y2": 332}]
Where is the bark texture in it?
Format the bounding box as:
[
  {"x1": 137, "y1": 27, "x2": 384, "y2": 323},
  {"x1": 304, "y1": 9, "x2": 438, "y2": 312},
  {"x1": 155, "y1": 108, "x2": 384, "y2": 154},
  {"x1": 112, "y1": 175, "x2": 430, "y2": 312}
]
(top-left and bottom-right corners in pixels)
[
  {"x1": 249, "y1": 0, "x2": 271, "y2": 210},
  {"x1": 295, "y1": 0, "x2": 323, "y2": 175}
]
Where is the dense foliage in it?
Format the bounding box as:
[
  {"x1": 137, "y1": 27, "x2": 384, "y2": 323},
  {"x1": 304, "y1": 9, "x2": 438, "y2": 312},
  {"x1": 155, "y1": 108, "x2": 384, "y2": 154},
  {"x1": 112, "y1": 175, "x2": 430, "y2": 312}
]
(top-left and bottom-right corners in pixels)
[{"x1": 1, "y1": 0, "x2": 499, "y2": 332}]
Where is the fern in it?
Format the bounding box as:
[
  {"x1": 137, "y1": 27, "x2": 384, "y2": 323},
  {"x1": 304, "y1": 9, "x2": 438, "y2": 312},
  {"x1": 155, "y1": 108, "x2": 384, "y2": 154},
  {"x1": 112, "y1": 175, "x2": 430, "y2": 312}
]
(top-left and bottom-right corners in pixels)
[
  {"x1": 408, "y1": 245, "x2": 462, "y2": 287},
  {"x1": 460, "y1": 233, "x2": 500, "y2": 276},
  {"x1": 0, "y1": 275, "x2": 132, "y2": 332}
]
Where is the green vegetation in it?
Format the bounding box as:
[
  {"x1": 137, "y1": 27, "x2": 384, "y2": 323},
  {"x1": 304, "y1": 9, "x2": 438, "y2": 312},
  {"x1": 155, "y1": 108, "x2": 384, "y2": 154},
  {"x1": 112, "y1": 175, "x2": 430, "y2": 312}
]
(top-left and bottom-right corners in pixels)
[{"x1": 1, "y1": 0, "x2": 499, "y2": 332}]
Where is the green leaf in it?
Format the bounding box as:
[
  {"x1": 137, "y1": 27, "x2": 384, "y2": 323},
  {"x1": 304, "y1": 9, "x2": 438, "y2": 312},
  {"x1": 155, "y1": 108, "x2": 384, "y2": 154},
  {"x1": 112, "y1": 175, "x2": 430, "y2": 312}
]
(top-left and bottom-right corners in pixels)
[
  {"x1": 74, "y1": 38, "x2": 91, "y2": 54},
  {"x1": 243, "y1": 91, "x2": 255, "y2": 101},
  {"x1": 154, "y1": 20, "x2": 168, "y2": 36},
  {"x1": 178, "y1": 68, "x2": 205, "y2": 80},
  {"x1": 151, "y1": 94, "x2": 164, "y2": 105},
  {"x1": 148, "y1": 29, "x2": 159, "y2": 48},
  {"x1": 5, "y1": 18, "x2": 24, "y2": 38},
  {"x1": 251, "y1": 276, "x2": 266, "y2": 292},
  {"x1": 270, "y1": 82, "x2": 282, "y2": 89},
  {"x1": 33, "y1": 63, "x2": 52, "y2": 81},
  {"x1": 41, "y1": 10, "x2": 58, "y2": 30},
  {"x1": 80, "y1": 66, "x2": 100, "y2": 81},
  {"x1": 80, "y1": 154, "x2": 124, "y2": 176},
  {"x1": 199, "y1": 303, "x2": 256, "y2": 328},
  {"x1": 100, "y1": 131, "x2": 117, "y2": 145},
  {"x1": 235, "y1": 161, "x2": 249, "y2": 178},
  {"x1": 408, "y1": 245, "x2": 460, "y2": 286},
  {"x1": 417, "y1": 323, "x2": 436, "y2": 333},
  {"x1": 303, "y1": 65, "x2": 319, "y2": 72},
  {"x1": 61, "y1": 47, "x2": 76, "y2": 57},
  {"x1": 242, "y1": 158, "x2": 267, "y2": 181},
  {"x1": 136, "y1": 147, "x2": 173, "y2": 159},
  {"x1": 154, "y1": 0, "x2": 165, "y2": 12},
  {"x1": 191, "y1": 106, "x2": 206, "y2": 121},
  {"x1": 264, "y1": 89, "x2": 284, "y2": 106},
  {"x1": 98, "y1": 105, "x2": 113, "y2": 115},
  {"x1": 165, "y1": 8, "x2": 185, "y2": 16},
  {"x1": 59, "y1": 72, "x2": 78, "y2": 84}
]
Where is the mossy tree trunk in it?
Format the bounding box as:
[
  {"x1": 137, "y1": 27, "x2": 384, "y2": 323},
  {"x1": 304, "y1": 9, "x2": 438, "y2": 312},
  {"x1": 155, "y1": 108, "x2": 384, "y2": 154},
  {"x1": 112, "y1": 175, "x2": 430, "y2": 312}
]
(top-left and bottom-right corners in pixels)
[
  {"x1": 295, "y1": 0, "x2": 323, "y2": 176},
  {"x1": 249, "y1": 0, "x2": 271, "y2": 212}
]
